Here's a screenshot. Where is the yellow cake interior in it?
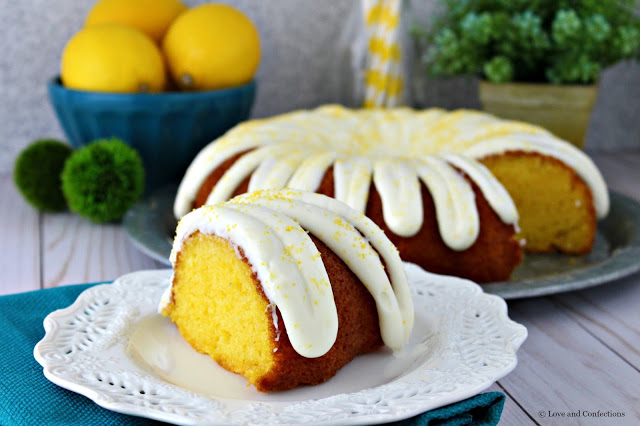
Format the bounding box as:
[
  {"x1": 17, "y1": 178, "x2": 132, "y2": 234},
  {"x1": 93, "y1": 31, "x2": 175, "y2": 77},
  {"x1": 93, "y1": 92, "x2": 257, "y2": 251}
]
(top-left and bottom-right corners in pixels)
[
  {"x1": 481, "y1": 153, "x2": 595, "y2": 254},
  {"x1": 163, "y1": 231, "x2": 276, "y2": 386}
]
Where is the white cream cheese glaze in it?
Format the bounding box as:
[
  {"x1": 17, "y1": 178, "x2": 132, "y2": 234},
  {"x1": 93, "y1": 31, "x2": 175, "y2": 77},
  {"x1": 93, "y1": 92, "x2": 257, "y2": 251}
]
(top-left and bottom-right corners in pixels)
[
  {"x1": 414, "y1": 156, "x2": 480, "y2": 251},
  {"x1": 334, "y1": 156, "x2": 373, "y2": 214},
  {"x1": 373, "y1": 159, "x2": 423, "y2": 237},
  {"x1": 163, "y1": 189, "x2": 414, "y2": 358},
  {"x1": 174, "y1": 105, "x2": 609, "y2": 250}
]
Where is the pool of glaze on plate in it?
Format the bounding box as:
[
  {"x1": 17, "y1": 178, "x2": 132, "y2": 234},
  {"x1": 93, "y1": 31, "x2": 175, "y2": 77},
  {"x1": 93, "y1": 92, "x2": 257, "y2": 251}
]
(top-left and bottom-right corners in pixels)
[{"x1": 127, "y1": 309, "x2": 440, "y2": 402}]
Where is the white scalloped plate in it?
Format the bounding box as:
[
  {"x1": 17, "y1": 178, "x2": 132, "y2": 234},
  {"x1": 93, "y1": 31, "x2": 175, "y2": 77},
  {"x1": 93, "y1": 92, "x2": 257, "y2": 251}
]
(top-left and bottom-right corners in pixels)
[{"x1": 34, "y1": 264, "x2": 526, "y2": 425}]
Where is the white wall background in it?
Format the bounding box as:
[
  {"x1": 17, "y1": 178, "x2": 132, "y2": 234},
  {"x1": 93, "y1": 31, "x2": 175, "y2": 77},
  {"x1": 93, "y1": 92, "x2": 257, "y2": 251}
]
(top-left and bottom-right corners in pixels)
[{"x1": 1, "y1": 0, "x2": 639, "y2": 175}]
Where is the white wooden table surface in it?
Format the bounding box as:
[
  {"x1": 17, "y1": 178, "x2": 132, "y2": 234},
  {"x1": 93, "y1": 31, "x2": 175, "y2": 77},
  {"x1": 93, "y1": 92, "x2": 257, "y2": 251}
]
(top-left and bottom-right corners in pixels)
[{"x1": 2, "y1": 152, "x2": 639, "y2": 425}]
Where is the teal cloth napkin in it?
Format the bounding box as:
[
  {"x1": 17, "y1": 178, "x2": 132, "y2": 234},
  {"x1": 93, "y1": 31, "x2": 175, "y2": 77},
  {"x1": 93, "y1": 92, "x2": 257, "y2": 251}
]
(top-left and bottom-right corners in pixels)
[{"x1": 0, "y1": 283, "x2": 505, "y2": 426}]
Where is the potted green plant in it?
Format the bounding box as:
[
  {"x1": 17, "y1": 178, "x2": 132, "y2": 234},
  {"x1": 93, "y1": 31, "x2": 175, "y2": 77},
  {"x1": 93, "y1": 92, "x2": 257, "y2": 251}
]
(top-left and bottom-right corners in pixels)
[{"x1": 412, "y1": 0, "x2": 640, "y2": 148}]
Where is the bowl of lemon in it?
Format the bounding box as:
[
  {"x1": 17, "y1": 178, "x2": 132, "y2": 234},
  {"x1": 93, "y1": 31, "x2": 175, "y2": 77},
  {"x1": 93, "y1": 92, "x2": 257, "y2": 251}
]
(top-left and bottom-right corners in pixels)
[{"x1": 48, "y1": 0, "x2": 260, "y2": 192}]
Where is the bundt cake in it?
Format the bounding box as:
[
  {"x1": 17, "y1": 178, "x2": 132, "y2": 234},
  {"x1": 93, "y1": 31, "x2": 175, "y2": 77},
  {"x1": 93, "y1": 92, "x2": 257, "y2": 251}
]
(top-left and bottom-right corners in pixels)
[
  {"x1": 173, "y1": 105, "x2": 609, "y2": 283},
  {"x1": 160, "y1": 189, "x2": 414, "y2": 392}
]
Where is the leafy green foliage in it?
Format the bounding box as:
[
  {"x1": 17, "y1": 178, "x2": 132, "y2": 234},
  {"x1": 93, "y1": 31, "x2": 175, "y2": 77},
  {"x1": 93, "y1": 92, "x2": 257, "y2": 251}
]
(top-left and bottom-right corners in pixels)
[
  {"x1": 13, "y1": 139, "x2": 72, "y2": 212},
  {"x1": 413, "y1": 0, "x2": 640, "y2": 83},
  {"x1": 61, "y1": 138, "x2": 144, "y2": 223}
]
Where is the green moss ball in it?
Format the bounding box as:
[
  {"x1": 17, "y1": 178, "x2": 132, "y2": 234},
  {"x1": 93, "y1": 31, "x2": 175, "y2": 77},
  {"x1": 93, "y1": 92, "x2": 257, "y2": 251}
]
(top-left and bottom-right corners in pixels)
[
  {"x1": 14, "y1": 139, "x2": 73, "y2": 211},
  {"x1": 61, "y1": 138, "x2": 145, "y2": 223}
]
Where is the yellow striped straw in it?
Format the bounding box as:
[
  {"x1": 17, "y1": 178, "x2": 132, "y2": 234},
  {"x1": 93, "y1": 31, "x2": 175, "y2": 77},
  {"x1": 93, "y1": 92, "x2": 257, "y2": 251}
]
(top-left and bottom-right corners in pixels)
[{"x1": 362, "y1": 0, "x2": 404, "y2": 108}]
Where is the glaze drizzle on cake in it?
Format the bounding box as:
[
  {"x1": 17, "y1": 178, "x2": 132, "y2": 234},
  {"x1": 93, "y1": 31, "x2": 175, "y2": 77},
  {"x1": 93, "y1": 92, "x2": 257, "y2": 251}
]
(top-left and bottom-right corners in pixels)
[
  {"x1": 162, "y1": 189, "x2": 414, "y2": 358},
  {"x1": 174, "y1": 106, "x2": 609, "y2": 252}
]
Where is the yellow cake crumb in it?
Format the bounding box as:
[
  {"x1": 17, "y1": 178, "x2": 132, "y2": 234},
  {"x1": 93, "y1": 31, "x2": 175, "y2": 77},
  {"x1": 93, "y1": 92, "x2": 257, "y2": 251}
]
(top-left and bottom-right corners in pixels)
[
  {"x1": 164, "y1": 232, "x2": 276, "y2": 387},
  {"x1": 481, "y1": 152, "x2": 595, "y2": 253}
]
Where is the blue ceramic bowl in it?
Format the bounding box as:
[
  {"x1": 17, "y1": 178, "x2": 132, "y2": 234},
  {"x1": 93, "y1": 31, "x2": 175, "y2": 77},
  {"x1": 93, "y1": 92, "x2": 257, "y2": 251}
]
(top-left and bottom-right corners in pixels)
[{"x1": 48, "y1": 77, "x2": 256, "y2": 192}]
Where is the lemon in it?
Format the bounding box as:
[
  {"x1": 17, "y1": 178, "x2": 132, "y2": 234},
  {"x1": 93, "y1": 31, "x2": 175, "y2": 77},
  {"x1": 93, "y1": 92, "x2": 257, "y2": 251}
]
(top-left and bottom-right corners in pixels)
[
  {"x1": 162, "y1": 4, "x2": 261, "y2": 90},
  {"x1": 85, "y1": 0, "x2": 187, "y2": 43},
  {"x1": 61, "y1": 25, "x2": 166, "y2": 93}
]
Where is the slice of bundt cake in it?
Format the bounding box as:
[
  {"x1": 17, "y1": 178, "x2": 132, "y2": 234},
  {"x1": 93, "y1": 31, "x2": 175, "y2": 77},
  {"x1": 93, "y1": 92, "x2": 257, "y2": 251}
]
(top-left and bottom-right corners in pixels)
[
  {"x1": 172, "y1": 106, "x2": 609, "y2": 283},
  {"x1": 159, "y1": 189, "x2": 414, "y2": 392}
]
